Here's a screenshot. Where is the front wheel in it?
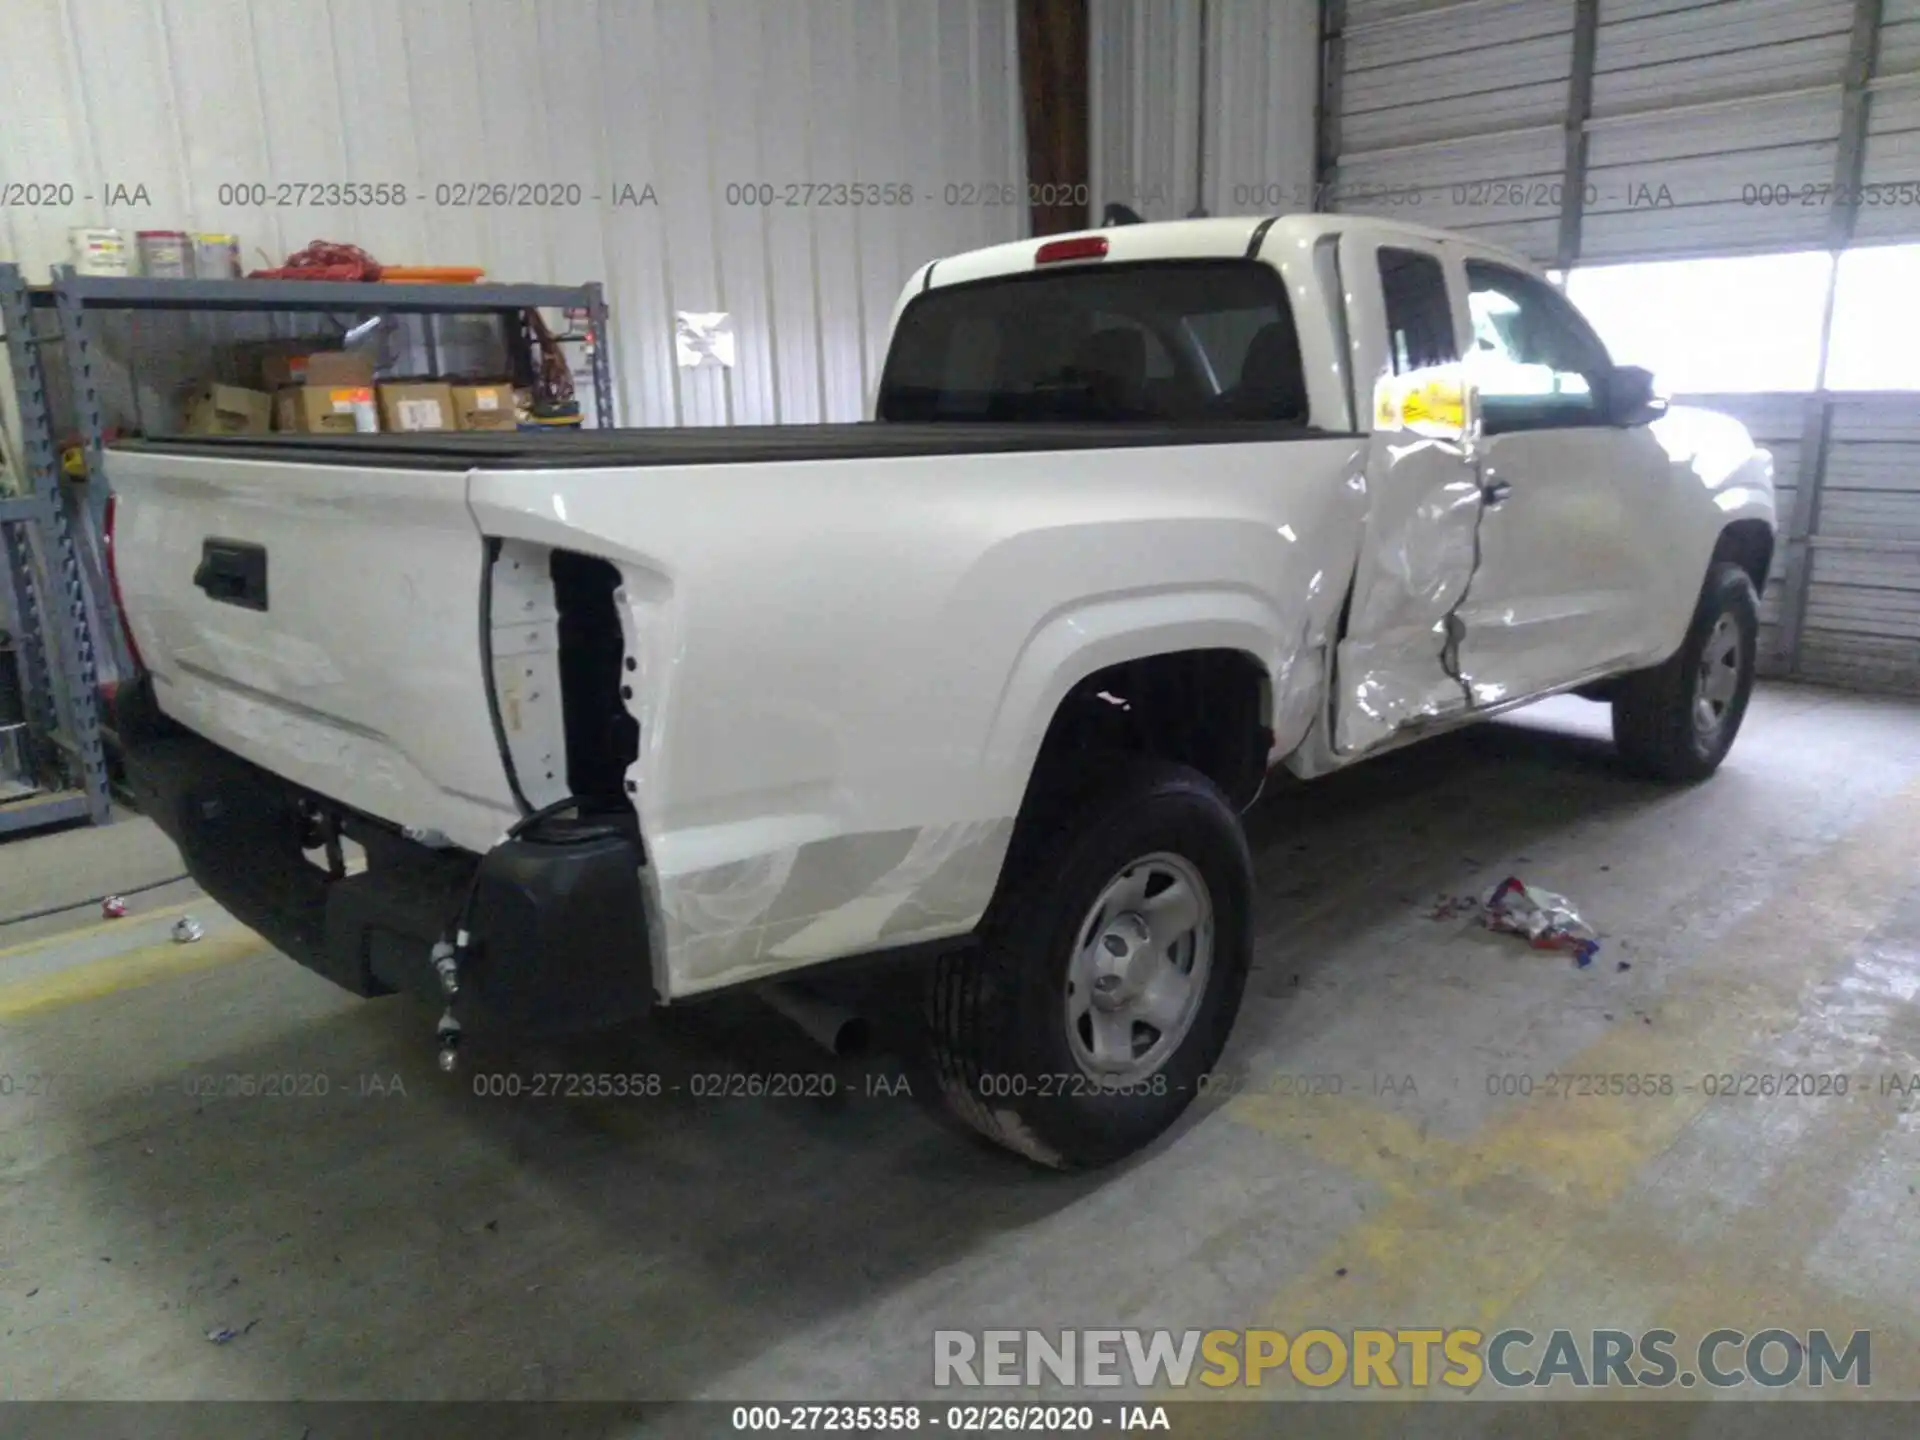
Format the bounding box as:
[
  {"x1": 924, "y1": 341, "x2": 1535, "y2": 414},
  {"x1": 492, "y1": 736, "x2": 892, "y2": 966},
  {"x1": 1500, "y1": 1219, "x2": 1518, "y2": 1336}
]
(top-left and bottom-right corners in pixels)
[
  {"x1": 1611, "y1": 561, "x2": 1759, "y2": 783},
  {"x1": 925, "y1": 759, "x2": 1253, "y2": 1169}
]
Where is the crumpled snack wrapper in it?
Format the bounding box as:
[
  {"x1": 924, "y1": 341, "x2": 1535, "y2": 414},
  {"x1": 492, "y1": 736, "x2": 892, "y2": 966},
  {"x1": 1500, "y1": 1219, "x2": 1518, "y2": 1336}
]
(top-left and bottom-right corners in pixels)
[{"x1": 1483, "y1": 876, "x2": 1600, "y2": 966}]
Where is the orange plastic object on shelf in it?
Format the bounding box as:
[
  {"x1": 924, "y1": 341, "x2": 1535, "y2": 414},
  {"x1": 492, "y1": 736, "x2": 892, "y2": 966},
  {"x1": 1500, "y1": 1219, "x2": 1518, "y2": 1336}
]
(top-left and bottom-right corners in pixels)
[{"x1": 378, "y1": 267, "x2": 485, "y2": 284}]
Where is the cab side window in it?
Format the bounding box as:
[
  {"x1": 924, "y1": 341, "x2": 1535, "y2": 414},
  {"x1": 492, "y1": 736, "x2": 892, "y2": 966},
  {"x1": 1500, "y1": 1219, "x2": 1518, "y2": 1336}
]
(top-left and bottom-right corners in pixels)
[
  {"x1": 1378, "y1": 247, "x2": 1458, "y2": 373},
  {"x1": 1464, "y1": 260, "x2": 1611, "y2": 433}
]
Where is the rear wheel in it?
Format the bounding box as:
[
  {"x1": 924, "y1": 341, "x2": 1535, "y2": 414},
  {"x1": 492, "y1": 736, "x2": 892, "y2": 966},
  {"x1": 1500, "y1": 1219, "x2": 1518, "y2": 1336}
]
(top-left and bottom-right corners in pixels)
[
  {"x1": 925, "y1": 759, "x2": 1252, "y2": 1169},
  {"x1": 1611, "y1": 561, "x2": 1758, "y2": 782}
]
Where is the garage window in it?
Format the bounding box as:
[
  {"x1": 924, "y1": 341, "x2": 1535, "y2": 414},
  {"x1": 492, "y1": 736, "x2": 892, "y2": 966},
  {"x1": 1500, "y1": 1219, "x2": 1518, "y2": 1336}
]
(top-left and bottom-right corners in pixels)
[
  {"x1": 1564, "y1": 252, "x2": 1831, "y2": 394},
  {"x1": 1825, "y1": 244, "x2": 1920, "y2": 391},
  {"x1": 877, "y1": 261, "x2": 1306, "y2": 423}
]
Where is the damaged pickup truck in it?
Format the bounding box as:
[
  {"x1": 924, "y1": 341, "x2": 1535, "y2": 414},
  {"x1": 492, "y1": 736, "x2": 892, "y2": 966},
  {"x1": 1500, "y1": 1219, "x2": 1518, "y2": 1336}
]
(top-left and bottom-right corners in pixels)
[{"x1": 106, "y1": 215, "x2": 1775, "y2": 1168}]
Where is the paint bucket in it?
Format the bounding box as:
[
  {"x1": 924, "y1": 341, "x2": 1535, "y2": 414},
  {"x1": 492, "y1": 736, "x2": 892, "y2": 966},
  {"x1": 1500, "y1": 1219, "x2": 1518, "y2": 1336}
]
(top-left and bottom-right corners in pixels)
[
  {"x1": 69, "y1": 227, "x2": 129, "y2": 276},
  {"x1": 135, "y1": 230, "x2": 192, "y2": 278},
  {"x1": 192, "y1": 233, "x2": 240, "y2": 279}
]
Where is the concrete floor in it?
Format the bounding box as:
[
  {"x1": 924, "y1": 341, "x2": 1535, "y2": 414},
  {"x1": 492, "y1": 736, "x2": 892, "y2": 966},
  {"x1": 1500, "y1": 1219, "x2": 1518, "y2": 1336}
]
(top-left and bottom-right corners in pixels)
[{"x1": 1, "y1": 682, "x2": 1917, "y2": 1419}]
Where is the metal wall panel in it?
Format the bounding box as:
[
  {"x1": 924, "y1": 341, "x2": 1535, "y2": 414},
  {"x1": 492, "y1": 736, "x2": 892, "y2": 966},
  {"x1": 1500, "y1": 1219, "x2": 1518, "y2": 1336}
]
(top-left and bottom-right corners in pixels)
[
  {"x1": 1327, "y1": 0, "x2": 1920, "y2": 265},
  {"x1": 1208, "y1": 0, "x2": 1321, "y2": 215},
  {"x1": 1863, "y1": 0, "x2": 1920, "y2": 241},
  {"x1": 1857, "y1": 83, "x2": 1920, "y2": 240},
  {"x1": 1880, "y1": 0, "x2": 1920, "y2": 70},
  {"x1": 1337, "y1": 127, "x2": 1565, "y2": 257},
  {"x1": 1582, "y1": 93, "x2": 1841, "y2": 261},
  {"x1": 1331, "y1": 0, "x2": 1574, "y2": 262},
  {"x1": 1090, "y1": 0, "x2": 1206, "y2": 220},
  {"x1": 0, "y1": 0, "x2": 1026, "y2": 427},
  {"x1": 1678, "y1": 391, "x2": 1920, "y2": 695},
  {"x1": 1581, "y1": 0, "x2": 1853, "y2": 260},
  {"x1": 1592, "y1": 0, "x2": 1853, "y2": 113},
  {"x1": 1341, "y1": 2, "x2": 1574, "y2": 156},
  {"x1": 1089, "y1": 0, "x2": 1316, "y2": 224}
]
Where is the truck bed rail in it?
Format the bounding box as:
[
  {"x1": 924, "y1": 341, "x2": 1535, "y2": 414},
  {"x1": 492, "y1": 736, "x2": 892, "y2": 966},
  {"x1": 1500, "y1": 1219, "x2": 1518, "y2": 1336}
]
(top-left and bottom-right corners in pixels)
[{"x1": 113, "y1": 419, "x2": 1348, "y2": 470}]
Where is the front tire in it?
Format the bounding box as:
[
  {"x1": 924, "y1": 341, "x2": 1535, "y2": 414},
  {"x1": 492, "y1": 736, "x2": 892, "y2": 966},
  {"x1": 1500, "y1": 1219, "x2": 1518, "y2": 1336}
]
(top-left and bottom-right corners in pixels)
[
  {"x1": 926, "y1": 759, "x2": 1253, "y2": 1169},
  {"x1": 1611, "y1": 561, "x2": 1758, "y2": 782}
]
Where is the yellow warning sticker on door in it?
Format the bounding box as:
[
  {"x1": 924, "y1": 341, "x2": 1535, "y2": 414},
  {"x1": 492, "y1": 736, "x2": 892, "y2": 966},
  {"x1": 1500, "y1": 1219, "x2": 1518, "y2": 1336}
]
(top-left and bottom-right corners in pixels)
[{"x1": 1372, "y1": 367, "x2": 1469, "y2": 439}]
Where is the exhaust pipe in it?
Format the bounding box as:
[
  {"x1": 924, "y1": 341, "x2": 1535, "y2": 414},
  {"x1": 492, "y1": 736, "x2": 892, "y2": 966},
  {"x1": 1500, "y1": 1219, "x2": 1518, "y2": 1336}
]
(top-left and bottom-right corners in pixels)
[{"x1": 758, "y1": 982, "x2": 869, "y2": 1058}]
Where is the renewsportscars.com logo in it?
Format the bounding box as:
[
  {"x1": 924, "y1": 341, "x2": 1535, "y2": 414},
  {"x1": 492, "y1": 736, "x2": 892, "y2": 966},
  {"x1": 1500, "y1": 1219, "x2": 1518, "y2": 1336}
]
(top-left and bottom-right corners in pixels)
[{"x1": 933, "y1": 1327, "x2": 1872, "y2": 1391}]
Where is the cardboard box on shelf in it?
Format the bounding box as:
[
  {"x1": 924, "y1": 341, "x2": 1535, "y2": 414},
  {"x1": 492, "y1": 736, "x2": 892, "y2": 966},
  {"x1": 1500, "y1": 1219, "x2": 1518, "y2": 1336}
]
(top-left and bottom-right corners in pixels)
[
  {"x1": 261, "y1": 353, "x2": 308, "y2": 389},
  {"x1": 181, "y1": 383, "x2": 272, "y2": 435},
  {"x1": 275, "y1": 385, "x2": 380, "y2": 434},
  {"x1": 377, "y1": 381, "x2": 457, "y2": 433},
  {"x1": 233, "y1": 339, "x2": 311, "y2": 386},
  {"x1": 260, "y1": 348, "x2": 378, "y2": 391},
  {"x1": 450, "y1": 383, "x2": 517, "y2": 431}
]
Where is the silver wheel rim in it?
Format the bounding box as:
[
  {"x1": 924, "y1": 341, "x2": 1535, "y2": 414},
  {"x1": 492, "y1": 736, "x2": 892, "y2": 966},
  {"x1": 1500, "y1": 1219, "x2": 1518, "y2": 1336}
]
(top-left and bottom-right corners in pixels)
[
  {"x1": 1693, "y1": 612, "x2": 1744, "y2": 742},
  {"x1": 1065, "y1": 851, "x2": 1214, "y2": 1082}
]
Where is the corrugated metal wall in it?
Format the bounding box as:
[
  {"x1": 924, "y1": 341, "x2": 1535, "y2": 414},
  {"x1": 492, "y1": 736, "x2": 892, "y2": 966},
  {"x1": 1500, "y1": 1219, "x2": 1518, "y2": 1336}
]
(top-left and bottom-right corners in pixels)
[
  {"x1": 1583, "y1": 0, "x2": 1854, "y2": 262},
  {"x1": 1864, "y1": 0, "x2": 1920, "y2": 241},
  {"x1": 1090, "y1": 0, "x2": 1317, "y2": 225},
  {"x1": 1628, "y1": 392, "x2": 1920, "y2": 697},
  {"x1": 1794, "y1": 395, "x2": 1920, "y2": 692},
  {"x1": 1332, "y1": 0, "x2": 1574, "y2": 261},
  {"x1": 0, "y1": 0, "x2": 1026, "y2": 427},
  {"x1": 1328, "y1": 0, "x2": 1904, "y2": 266}
]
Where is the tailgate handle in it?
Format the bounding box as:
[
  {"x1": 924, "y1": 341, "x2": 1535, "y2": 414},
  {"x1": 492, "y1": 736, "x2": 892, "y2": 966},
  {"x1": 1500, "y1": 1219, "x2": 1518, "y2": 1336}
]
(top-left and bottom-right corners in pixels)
[{"x1": 193, "y1": 540, "x2": 268, "y2": 611}]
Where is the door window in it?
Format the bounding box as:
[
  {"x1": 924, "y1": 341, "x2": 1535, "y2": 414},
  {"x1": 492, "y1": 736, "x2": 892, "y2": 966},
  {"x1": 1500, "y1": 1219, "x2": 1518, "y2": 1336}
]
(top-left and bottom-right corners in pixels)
[
  {"x1": 1464, "y1": 260, "x2": 1611, "y2": 432},
  {"x1": 1378, "y1": 247, "x2": 1457, "y2": 373}
]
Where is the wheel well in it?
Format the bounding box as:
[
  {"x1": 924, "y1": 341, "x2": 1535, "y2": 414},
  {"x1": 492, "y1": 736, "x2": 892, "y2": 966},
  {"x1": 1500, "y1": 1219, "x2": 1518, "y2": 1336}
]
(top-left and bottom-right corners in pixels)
[
  {"x1": 1027, "y1": 650, "x2": 1272, "y2": 812},
  {"x1": 1714, "y1": 520, "x2": 1774, "y2": 597}
]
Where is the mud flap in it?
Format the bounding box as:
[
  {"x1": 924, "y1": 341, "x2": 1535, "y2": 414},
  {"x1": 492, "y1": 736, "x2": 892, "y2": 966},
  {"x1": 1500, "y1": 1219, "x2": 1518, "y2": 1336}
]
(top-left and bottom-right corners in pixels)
[{"x1": 1331, "y1": 369, "x2": 1484, "y2": 755}]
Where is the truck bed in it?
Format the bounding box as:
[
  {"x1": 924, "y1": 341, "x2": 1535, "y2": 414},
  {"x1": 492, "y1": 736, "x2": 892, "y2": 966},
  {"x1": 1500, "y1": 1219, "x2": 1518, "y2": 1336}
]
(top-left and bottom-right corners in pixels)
[{"x1": 114, "y1": 419, "x2": 1335, "y2": 470}]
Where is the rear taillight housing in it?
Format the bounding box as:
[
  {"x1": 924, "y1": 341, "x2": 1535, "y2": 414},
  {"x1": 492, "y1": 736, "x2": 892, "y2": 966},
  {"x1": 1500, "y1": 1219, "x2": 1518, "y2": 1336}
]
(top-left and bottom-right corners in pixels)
[{"x1": 103, "y1": 491, "x2": 144, "y2": 672}]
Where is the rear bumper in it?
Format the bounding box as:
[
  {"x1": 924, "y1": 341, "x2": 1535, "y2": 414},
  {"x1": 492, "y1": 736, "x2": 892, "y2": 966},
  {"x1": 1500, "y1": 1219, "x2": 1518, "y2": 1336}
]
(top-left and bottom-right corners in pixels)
[{"x1": 116, "y1": 678, "x2": 657, "y2": 1033}]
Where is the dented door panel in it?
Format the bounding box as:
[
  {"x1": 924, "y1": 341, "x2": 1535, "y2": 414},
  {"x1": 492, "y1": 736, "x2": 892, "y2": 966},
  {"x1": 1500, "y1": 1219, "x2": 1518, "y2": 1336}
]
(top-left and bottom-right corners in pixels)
[{"x1": 1333, "y1": 385, "x2": 1483, "y2": 755}]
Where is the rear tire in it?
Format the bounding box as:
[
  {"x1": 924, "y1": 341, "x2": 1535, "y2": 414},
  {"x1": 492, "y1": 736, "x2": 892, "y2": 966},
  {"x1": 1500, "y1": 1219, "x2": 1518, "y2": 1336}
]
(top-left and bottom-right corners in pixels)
[
  {"x1": 925, "y1": 759, "x2": 1252, "y2": 1170},
  {"x1": 1611, "y1": 561, "x2": 1758, "y2": 783}
]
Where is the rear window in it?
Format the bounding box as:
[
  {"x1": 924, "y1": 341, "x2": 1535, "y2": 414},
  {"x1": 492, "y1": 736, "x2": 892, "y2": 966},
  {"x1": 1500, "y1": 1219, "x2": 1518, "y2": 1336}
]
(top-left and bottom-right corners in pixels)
[{"x1": 877, "y1": 260, "x2": 1307, "y2": 423}]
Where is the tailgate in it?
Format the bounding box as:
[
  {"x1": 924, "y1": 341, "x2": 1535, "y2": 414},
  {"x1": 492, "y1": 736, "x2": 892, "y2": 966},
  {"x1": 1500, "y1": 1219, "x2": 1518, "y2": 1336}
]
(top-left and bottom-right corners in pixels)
[{"x1": 106, "y1": 449, "x2": 517, "y2": 851}]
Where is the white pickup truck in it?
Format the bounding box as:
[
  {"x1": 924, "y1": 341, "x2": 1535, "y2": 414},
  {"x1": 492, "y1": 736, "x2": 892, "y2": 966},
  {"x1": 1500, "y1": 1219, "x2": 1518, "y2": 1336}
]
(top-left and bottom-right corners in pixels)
[{"x1": 107, "y1": 215, "x2": 1774, "y2": 1168}]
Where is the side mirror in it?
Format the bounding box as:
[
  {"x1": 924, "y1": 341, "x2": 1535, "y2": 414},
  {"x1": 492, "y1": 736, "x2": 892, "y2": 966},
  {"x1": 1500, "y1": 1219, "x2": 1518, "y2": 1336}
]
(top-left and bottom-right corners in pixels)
[{"x1": 1602, "y1": 364, "x2": 1666, "y2": 426}]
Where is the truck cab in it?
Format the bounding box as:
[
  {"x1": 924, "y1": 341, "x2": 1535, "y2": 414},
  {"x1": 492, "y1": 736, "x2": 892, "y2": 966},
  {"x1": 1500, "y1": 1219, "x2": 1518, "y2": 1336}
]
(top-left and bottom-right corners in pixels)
[{"x1": 881, "y1": 214, "x2": 1774, "y2": 760}]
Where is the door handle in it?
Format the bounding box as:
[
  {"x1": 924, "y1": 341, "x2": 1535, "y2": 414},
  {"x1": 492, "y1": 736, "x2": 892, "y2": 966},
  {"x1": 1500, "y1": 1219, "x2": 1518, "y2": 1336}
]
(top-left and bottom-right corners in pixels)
[
  {"x1": 1481, "y1": 479, "x2": 1513, "y2": 506},
  {"x1": 194, "y1": 539, "x2": 269, "y2": 611}
]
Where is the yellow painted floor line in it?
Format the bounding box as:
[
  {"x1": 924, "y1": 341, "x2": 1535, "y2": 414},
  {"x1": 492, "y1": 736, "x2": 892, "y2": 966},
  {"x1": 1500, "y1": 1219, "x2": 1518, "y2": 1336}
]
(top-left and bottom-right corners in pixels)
[
  {"x1": 0, "y1": 929, "x2": 265, "y2": 1020},
  {"x1": 1191, "y1": 776, "x2": 1920, "y2": 1413},
  {"x1": 0, "y1": 897, "x2": 198, "y2": 961}
]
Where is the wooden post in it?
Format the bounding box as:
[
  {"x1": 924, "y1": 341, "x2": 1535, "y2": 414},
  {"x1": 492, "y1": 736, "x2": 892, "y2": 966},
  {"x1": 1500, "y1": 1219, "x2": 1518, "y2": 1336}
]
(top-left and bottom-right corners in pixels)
[{"x1": 1018, "y1": 0, "x2": 1091, "y2": 236}]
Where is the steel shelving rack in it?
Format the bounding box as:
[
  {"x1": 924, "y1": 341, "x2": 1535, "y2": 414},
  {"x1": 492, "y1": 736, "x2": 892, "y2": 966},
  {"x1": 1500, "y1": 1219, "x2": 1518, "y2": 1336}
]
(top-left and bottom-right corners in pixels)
[
  {"x1": 0, "y1": 264, "x2": 615, "y2": 838},
  {"x1": 0, "y1": 266, "x2": 112, "y2": 834}
]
